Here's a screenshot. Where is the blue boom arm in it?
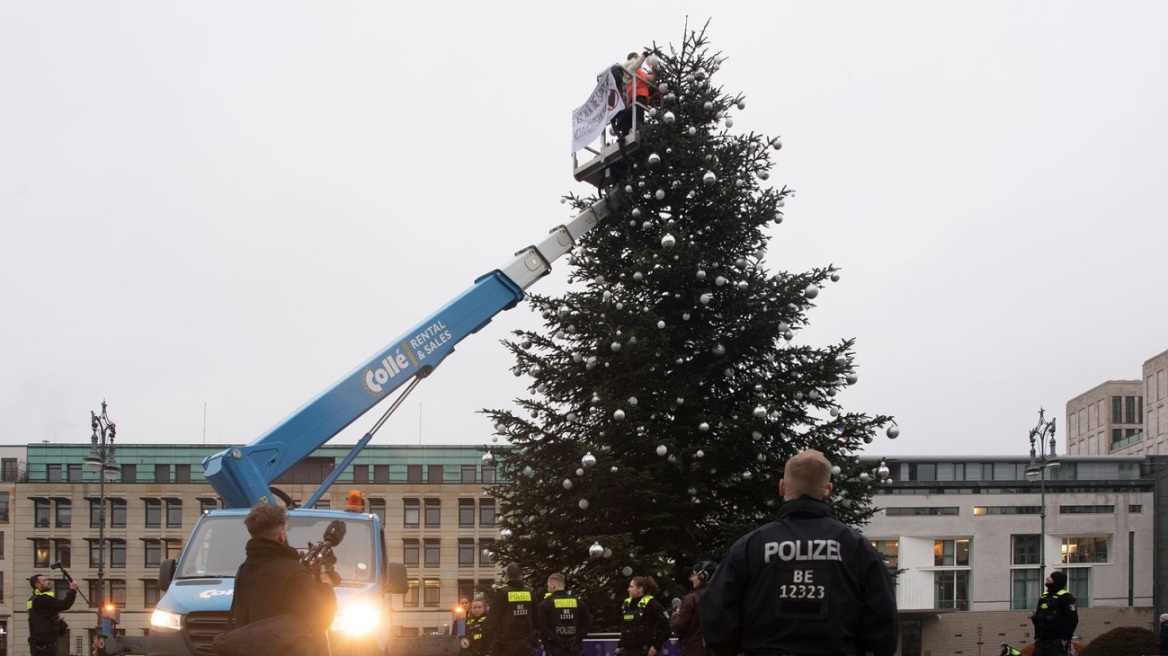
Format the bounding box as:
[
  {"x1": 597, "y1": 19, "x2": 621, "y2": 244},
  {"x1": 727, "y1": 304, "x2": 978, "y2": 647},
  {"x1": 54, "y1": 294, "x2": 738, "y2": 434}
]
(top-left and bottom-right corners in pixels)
[{"x1": 204, "y1": 198, "x2": 611, "y2": 508}]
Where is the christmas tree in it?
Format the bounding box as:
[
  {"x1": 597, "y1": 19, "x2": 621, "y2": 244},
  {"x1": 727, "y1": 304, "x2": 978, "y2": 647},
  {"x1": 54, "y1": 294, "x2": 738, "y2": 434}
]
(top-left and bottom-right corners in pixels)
[{"x1": 483, "y1": 25, "x2": 896, "y2": 629}]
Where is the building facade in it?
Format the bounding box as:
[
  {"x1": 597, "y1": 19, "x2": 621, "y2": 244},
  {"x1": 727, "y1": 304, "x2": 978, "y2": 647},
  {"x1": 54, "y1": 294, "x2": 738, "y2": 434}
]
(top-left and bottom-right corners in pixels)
[
  {"x1": 1066, "y1": 347, "x2": 1168, "y2": 456},
  {"x1": 0, "y1": 443, "x2": 504, "y2": 655},
  {"x1": 864, "y1": 455, "x2": 1159, "y2": 656}
]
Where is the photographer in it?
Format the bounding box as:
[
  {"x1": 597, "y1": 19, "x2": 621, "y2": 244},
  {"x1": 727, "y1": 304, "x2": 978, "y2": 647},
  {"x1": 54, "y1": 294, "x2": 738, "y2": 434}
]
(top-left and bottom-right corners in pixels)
[
  {"x1": 232, "y1": 504, "x2": 337, "y2": 656},
  {"x1": 27, "y1": 573, "x2": 78, "y2": 656}
]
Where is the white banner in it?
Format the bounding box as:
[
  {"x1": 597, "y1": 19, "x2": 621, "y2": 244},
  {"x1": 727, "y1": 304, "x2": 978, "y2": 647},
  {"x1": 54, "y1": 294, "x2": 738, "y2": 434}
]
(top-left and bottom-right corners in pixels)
[{"x1": 571, "y1": 69, "x2": 625, "y2": 153}]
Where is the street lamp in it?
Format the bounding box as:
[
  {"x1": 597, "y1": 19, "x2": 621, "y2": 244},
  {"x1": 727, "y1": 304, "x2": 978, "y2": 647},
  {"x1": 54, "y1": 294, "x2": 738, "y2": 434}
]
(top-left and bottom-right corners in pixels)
[
  {"x1": 1026, "y1": 407, "x2": 1060, "y2": 594},
  {"x1": 85, "y1": 401, "x2": 121, "y2": 632}
]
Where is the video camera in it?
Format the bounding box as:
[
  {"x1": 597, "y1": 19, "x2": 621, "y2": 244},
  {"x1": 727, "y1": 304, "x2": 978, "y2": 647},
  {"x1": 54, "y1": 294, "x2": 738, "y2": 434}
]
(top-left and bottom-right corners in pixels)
[
  {"x1": 50, "y1": 561, "x2": 92, "y2": 605},
  {"x1": 301, "y1": 519, "x2": 346, "y2": 586}
]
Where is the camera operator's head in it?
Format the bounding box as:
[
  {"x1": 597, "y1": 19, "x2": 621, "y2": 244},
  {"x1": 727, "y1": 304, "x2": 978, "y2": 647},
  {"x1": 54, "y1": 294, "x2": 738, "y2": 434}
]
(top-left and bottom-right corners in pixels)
[
  {"x1": 245, "y1": 504, "x2": 289, "y2": 544},
  {"x1": 29, "y1": 574, "x2": 51, "y2": 592}
]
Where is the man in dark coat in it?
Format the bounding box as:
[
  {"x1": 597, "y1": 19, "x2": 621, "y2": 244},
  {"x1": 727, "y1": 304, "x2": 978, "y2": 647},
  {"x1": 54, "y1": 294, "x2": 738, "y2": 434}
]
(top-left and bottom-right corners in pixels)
[
  {"x1": 1031, "y1": 570, "x2": 1078, "y2": 656},
  {"x1": 1158, "y1": 613, "x2": 1168, "y2": 656},
  {"x1": 486, "y1": 562, "x2": 536, "y2": 656},
  {"x1": 538, "y1": 572, "x2": 591, "y2": 656},
  {"x1": 232, "y1": 504, "x2": 338, "y2": 656},
  {"x1": 671, "y1": 562, "x2": 716, "y2": 656},
  {"x1": 27, "y1": 573, "x2": 79, "y2": 656}
]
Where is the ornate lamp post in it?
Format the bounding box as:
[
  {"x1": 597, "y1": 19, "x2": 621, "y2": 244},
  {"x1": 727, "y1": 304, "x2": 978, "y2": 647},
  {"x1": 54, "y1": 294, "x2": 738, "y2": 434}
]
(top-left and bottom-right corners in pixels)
[
  {"x1": 85, "y1": 401, "x2": 121, "y2": 632},
  {"x1": 1026, "y1": 408, "x2": 1060, "y2": 595}
]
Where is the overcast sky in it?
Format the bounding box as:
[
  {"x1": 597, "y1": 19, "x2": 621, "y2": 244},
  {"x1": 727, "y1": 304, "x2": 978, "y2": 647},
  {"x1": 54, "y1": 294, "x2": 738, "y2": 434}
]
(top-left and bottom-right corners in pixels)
[{"x1": 3, "y1": 2, "x2": 1167, "y2": 461}]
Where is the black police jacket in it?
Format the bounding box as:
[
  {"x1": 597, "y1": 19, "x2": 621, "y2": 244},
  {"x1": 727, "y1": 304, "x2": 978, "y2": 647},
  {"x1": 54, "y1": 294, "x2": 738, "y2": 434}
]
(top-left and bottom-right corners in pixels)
[
  {"x1": 538, "y1": 590, "x2": 592, "y2": 649},
  {"x1": 486, "y1": 580, "x2": 536, "y2": 648},
  {"x1": 1031, "y1": 586, "x2": 1078, "y2": 641},
  {"x1": 699, "y1": 497, "x2": 899, "y2": 656},
  {"x1": 618, "y1": 594, "x2": 671, "y2": 654},
  {"x1": 27, "y1": 588, "x2": 76, "y2": 645}
]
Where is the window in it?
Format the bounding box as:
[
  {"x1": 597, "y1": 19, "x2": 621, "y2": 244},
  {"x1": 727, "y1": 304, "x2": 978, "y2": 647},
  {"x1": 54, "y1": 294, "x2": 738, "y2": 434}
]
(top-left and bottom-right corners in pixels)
[
  {"x1": 374, "y1": 465, "x2": 389, "y2": 483},
  {"x1": 145, "y1": 541, "x2": 161, "y2": 568},
  {"x1": 427, "y1": 465, "x2": 443, "y2": 484},
  {"x1": 353, "y1": 465, "x2": 369, "y2": 484},
  {"x1": 934, "y1": 570, "x2": 970, "y2": 611},
  {"x1": 166, "y1": 500, "x2": 182, "y2": 528},
  {"x1": 424, "y1": 539, "x2": 440, "y2": 567},
  {"x1": 1, "y1": 459, "x2": 18, "y2": 482},
  {"x1": 155, "y1": 464, "x2": 171, "y2": 484},
  {"x1": 144, "y1": 580, "x2": 161, "y2": 606},
  {"x1": 68, "y1": 464, "x2": 81, "y2": 482},
  {"x1": 89, "y1": 540, "x2": 104, "y2": 567},
  {"x1": 404, "y1": 579, "x2": 420, "y2": 608},
  {"x1": 175, "y1": 464, "x2": 192, "y2": 483},
  {"x1": 121, "y1": 463, "x2": 136, "y2": 482},
  {"x1": 973, "y1": 506, "x2": 1040, "y2": 515},
  {"x1": 110, "y1": 539, "x2": 126, "y2": 568},
  {"x1": 47, "y1": 464, "x2": 62, "y2": 482},
  {"x1": 408, "y1": 465, "x2": 423, "y2": 483},
  {"x1": 425, "y1": 499, "x2": 441, "y2": 528},
  {"x1": 1112, "y1": 396, "x2": 1123, "y2": 423},
  {"x1": 369, "y1": 498, "x2": 386, "y2": 523},
  {"x1": 56, "y1": 499, "x2": 71, "y2": 528},
  {"x1": 0, "y1": 531, "x2": 4, "y2": 558},
  {"x1": 403, "y1": 540, "x2": 419, "y2": 567},
  {"x1": 55, "y1": 541, "x2": 69, "y2": 567},
  {"x1": 458, "y1": 579, "x2": 476, "y2": 602},
  {"x1": 1130, "y1": 505, "x2": 1143, "y2": 513},
  {"x1": 404, "y1": 499, "x2": 420, "y2": 528},
  {"x1": 424, "y1": 578, "x2": 441, "y2": 607},
  {"x1": 461, "y1": 465, "x2": 477, "y2": 484},
  {"x1": 34, "y1": 539, "x2": 50, "y2": 567},
  {"x1": 145, "y1": 500, "x2": 161, "y2": 528},
  {"x1": 480, "y1": 499, "x2": 496, "y2": 527},
  {"x1": 111, "y1": 499, "x2": 126, "y2": 528},
  {"x1": 199, "y1": 499, "x2": 218, "y2": 515},
  {"x1": 459, "y1": 539, "x2": 475, "y2": 567},
  {"x1": 34, "y1": 499, "x2": 50, "y2": 528},
  {"x1": 1012, "y1": 535, "x2": 1040, "y2": 565},
  {"x1": 459, "y1": 499, "x2": 475, "y2": 527},
  {"x1": 870, "y1": 540, "x2": 898, "y2": 569},
  {"x1": 0, "y1": 492, "x2": 9, "y2": 522},
  {"x1": 482, "y1": 466, "x2": 496, "y2": 484},
  {"x1": 1011, "y1": 569, "x2": 1041, "y2": 609},
  {"x1": 886, "y1": 507, "x2": 959, "y2": 516},
  {"x1": 479, "y1": 539, "x2": 496, "y2": 566},
  {"x1": 934, "y1": 539, "x2": 970, "y2": 567},
  {"x1": 1060, "y1": 505, "x2": 1114, "y2": 514},
  {"x1": 109, "y1": 579, "x2": 126, "y2": 605},
  {"x1": 1067, "y1": 568, "x2": 1091, "y2": 606},
  {"x1": 1062, "y1": 537, "x2": 1108, "y2": 564}
]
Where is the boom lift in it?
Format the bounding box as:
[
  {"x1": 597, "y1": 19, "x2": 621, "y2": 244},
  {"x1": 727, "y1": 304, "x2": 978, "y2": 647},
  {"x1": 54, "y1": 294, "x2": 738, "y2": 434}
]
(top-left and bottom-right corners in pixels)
[{"x1": 144, "y1": 132, "x2": 631, "y2": 656}]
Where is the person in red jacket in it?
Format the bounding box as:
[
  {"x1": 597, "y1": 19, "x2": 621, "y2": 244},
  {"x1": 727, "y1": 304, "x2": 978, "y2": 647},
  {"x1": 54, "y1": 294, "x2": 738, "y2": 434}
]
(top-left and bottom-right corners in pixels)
[{"x1": 671, "y1": 562, "x2": 716, "y2": 656}]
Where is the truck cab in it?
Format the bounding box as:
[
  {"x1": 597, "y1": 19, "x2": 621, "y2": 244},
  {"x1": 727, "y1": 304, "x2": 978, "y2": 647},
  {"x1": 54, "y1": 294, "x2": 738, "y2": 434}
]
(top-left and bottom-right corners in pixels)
[{"x1": 147, "y1": 508, "x2": 405, "y2": 656}]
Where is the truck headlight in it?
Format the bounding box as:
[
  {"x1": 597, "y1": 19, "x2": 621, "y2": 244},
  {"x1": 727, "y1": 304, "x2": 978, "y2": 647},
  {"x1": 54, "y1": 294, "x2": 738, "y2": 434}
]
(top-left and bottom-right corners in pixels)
[
  {"x1": 332, "y1": 602, "x2": 380, "y2": 635},
  {"x1": 150, "y1": 609, "x2": 184, "y2": 631}
]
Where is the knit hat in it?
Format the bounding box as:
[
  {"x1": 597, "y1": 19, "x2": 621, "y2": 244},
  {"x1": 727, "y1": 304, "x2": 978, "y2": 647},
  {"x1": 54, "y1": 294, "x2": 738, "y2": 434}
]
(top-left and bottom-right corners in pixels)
[
  {"x1": 1161, "y1": 613, "x2": 1168, "y2": 621},
  {"x1": 1049, "y1": 570, "x2": 1067, "y2": 588}
]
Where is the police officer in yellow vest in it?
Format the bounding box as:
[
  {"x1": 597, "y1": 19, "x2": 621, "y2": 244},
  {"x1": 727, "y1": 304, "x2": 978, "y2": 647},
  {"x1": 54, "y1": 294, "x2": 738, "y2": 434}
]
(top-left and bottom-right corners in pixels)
[
  {"x1": 486, "y1": 562, "x2": 536, "y2": 656},
  {"x1": 999, "y1": 643, "x2": 1022, "y2": 656},
  {"x1": 1031, "y1": 570, "x2": 1078, "y2": 656},
  {"x1": 617, "y1": 576, "x2": 671, "y2": 656},
  {"x1": 463, "y1": 597, "x2": 489, "y2": 656},
  {"x1": 538, "y1": 572, "x2": 592, "y2": 656},
  {"x1": 27, "y1": 573, "x2": 79, "y2": 656}
]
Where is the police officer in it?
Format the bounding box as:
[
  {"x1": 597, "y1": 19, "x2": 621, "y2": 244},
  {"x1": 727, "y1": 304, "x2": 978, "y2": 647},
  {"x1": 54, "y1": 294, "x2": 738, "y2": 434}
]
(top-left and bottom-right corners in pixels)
[
  {"x1": 1031, "y1": 570, "x2": 1078, "y2": 656},
  {"x1": 700, "y1": 449, "x2": 899, "y2": 656},
  {"x1": 486, "y1": 562, "x2": 536, "y2": 656},
  {"x1": 538, "y1": 572, "x2": 592, "y2": 656},
  {"x1": 999, "y1": 643, "x2": 1022, "y2": 656},
  {"x1": 463, "y1": 597, "x2": 490, "y2": 656},
  {"x1": 27, "y1": 573, "x2": 79, "y2": 656},
  {"x1": 617, "y1": 576, "x2": 671, "y2": 656}
]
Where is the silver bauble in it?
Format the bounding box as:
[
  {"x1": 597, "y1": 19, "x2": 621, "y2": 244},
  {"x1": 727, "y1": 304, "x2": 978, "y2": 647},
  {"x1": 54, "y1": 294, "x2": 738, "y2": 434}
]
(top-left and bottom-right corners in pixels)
[
  {"x1": 695, "y1": 449, "x2": 704, "y2": 458},
  {"x1": 603, "y1": 548, "x2": 613, "y2": 558},
  {"x1": 682, "y1": 313, "x2": 691, "y2": 320},
  {"x1": 715, "y1": 276, "x2": 727, "y2": 286},
  {"x1": 753, "y1": 406, "x2": 766, "y2": 418},
  {"x1": 702, "y1": 170, "x2": 717, "y2": 185},
  {"x1": 648, "y1": 153, "x2": 661, "y2": 167},
  {"x1": 623, "y1": 566, "x2": 633, "y2": 577},
  {"x1": 614, "y1": 409, "x2": 626, "y2": 420},
  {"x1": 589, "y1": 542, "x2": 604, "y2": 558},
  {"x1": 703, "y1": 101, "x2": 713, "y2": 111},
  {"x1": 633, "y1": 271, "x2": 643, "y2": 281},
  {"x1": 758, "y1": 171, "x2": 769, "y2": 180},
  {"x1": 831, "y1": 465, "x2": 842, "y2": 476},
  {"x1": 482, "y1": 452, "x2": 494, "y2": 465},
  {"x1": 773, "y1": 138, "x2": 782, "y2": 150},
  {"x1": 656, "y1": 444, "x2": 667, "y2": 456},
  {"x1": 859, "y1": 472, "x2": 870, "y2": 482},
  {"x1": 579, "y1": 499, "x2": 589, "y2": 510},
  {"x1": 688, "y1": 126, "x2": 697, "y2": 135},
  {"x1": 713, "y1": 344, "x2": 726, "y2": 356},
  {"x1": 658, "y1": 81, "x2": 669, "y2": 93},
  {"x1": 830, "y1": 273, "x2": 840, "y2": 282},
  {"x1": 804, "y1": 284, "x2": 820, "y2": 299},
  {"x1": 743, "y1": 471, "x2": 753, "y2": 480},
  {"x1": 878, "y1": 464, "x2": 891, "y2": 479},
  {"x1": 628, "y1": 396, "x2": 638, "y2": 406},
  {"x1": 663, "y1": 111, "x2": 676, "y2": 124},
  {"x1": 887, "y1": 426, "x2": 901, "y2": 439},
  {"x1": 699, "y1": 422, "x2": 710, "y2": 432},
  {"x1": 625, "y1": 185, "x2": 634, "y2": 193},
  {"x1": 611, "y1": 342, "x2": 621, "y2": 352},
  {"x1": 700, "y1": 293, "x2": 711, "y2": 305},
  {"x1": 737, "y1": 280, "x2": 748, "y2": 290},
  {"x1": 655, "y1": 189, "x2": 665, "y2": 200},
  {"x1": 846, "y1": 373, "x2": 858, "y2": 385},
  {"x1": 562, "y1": 478, "x2": 573, "y2": 490},
  {"x1": 582, "y1": 452, "x2": 597, "y2": 467},
  {"x1": 724, "y1": 117, "x2": 734, "y2": 128},
  {"x1": 611, "y1": 466, "x2": 619, "y2": 473},
  {"x1": 737, "y1": 100, "x2": 746, "y2": 110},
  {"x1": 523, "y1": 466, "x2": 534, "y2": 478},
  {"x1": 661, "y1": 233, "x2": 676, "y2": 248},
  {"x1": 657, "y1": 320, "x2": 666, "y2": 329},
  {"x1": 696, "y1": 269, "x2": 707, "y2": 280},
  {"x1": 500, "y1": 528, "x2": 512, "y2": 539},
  {"x1": 752, "y1": 431, "x2": 763, "y2": 441},
  {"x1": 631, "y1": 207, "x2": 642, "y2": 219}
]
